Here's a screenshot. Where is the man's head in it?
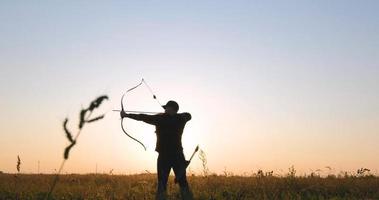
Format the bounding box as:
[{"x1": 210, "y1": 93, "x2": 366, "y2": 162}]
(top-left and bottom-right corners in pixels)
[{"x1": 163, "y1": 100, "x2": 179, "y2": 115}]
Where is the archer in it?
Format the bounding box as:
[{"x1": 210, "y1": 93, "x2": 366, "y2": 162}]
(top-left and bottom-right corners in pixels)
[{"x1": 120, "y1": 100, "x2": 194, "y2": 200}]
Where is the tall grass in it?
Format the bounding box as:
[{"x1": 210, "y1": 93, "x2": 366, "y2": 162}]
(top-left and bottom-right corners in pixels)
[
  {"x1": 2, "y1": 153, "x2": 379, "y2": 199},
  {"x1": 16, "y1": 156, "x2": 20, "y2": 173},
  {"x1": 198, "y1": 149, "x2": 209, "y2": 177},
  {"x1": 45, "y1": 95, "x2": 108, "y2": 199},
  {"x1": 1, "y1": 170, "x2": 378, "y2": 200},
  {"x1": 13, "y1": 155, "x2": 21, "y2": 199}
]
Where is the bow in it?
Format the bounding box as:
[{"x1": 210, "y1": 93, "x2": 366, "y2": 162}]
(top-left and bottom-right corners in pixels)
[{"x1": 120, "y1": 79, "x2": 163, "y2": 150}]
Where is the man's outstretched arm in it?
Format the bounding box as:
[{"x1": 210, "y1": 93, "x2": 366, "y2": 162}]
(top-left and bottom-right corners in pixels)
[{"x1": 121, "y1": 112, "x2": 160, "y2": 125}]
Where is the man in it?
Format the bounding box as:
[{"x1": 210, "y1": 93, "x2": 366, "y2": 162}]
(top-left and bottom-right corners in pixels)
[{"x1": 120, "y1": 100, "x2": 194, "y2": 200}]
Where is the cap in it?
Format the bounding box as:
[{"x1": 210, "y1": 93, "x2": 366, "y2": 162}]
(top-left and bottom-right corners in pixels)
[{"x1": 162, "y1": 100, "x2": 179, "y2": 112}]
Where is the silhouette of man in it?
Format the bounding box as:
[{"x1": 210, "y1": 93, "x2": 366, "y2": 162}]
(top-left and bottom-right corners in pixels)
[{"x1": 120, "y1": 100, "x2": 194, "y2": 200}]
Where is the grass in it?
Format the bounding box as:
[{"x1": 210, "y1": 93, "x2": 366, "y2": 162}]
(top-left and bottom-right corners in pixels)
[
  {"x1": 1, "y1": 173, "x2": 379, "y2": 200},
  {"x1": 45, "y1": 95, "x2": 108, "y2": 199}
]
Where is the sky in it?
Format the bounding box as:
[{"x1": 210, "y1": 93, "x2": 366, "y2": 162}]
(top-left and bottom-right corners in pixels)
[{"x1": 0, "y1": 1, "x2": 378, "y2": 175}]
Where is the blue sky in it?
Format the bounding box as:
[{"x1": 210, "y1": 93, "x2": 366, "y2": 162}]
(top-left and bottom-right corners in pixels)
[{"x1": 0, "y1": 1, "x2": 378, "y2": 174}]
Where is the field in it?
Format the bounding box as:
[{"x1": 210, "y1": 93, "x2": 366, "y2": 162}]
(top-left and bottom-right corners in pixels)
[{"x1": 1, "y1": 173, "x2": 379, "y2": 200}]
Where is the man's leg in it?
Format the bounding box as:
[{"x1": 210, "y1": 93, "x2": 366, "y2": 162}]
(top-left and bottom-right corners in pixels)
[
  {"x1": 173, "y1": 152, "x2": 194, "y2": 200},
  {"x1": 156, "y1": 154, "x2": 171, "y2": 200}
]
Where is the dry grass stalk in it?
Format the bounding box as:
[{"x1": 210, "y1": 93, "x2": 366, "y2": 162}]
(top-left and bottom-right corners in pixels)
[{"x1": 45, "y1": 95, "x2": 108, "y2": 199}]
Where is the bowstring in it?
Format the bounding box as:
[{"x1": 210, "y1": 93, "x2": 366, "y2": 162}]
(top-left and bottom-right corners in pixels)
[{"x1": 142, "y1": 78, "x2": 164, "y2": 108}]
